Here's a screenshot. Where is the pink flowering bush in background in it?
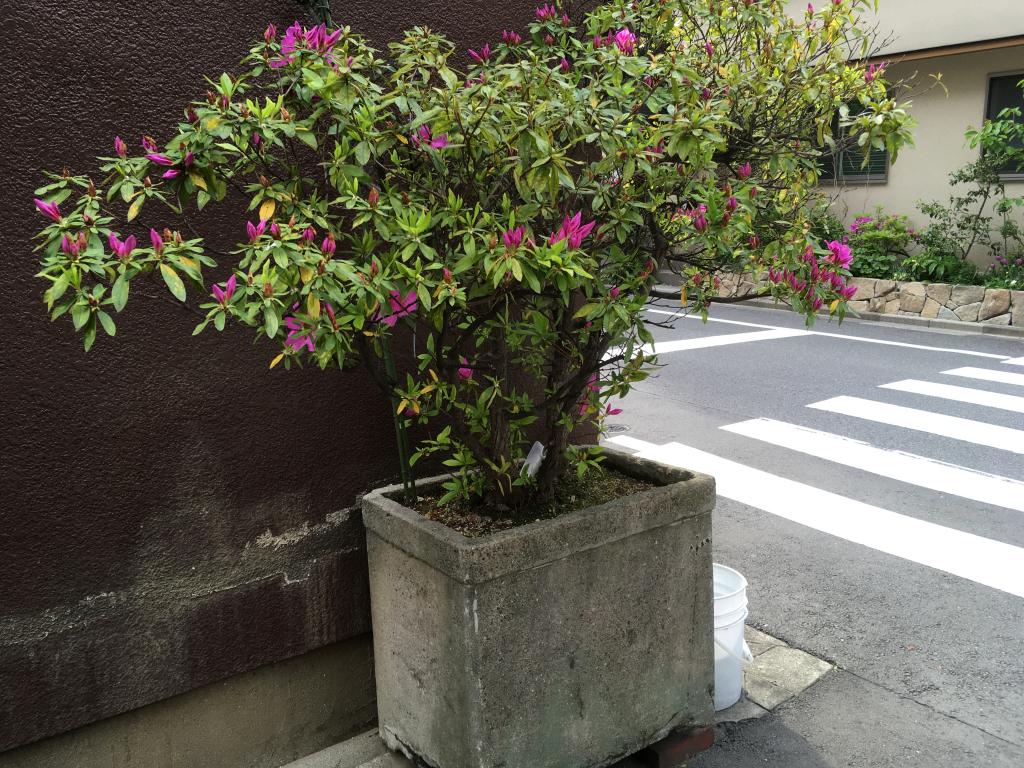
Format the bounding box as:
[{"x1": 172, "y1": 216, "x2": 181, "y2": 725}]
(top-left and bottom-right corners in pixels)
[{"x1": 33, "y1": 0, "x2": 911, "y2": 512}]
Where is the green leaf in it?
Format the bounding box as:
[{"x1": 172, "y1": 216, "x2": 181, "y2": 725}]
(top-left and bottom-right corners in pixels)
[
  {"x1": 83, "y1": 321, "x2": 97, "y2": 352},
  {"x1": 159, "y1": 263, "x2": 186, "y2": 301},
  {"x1": 264, "y1": 308, "x2": 279, "y2": 338},
  {"x1": 127, "y1": 196, "x2": 144, "y2": 222},
  {"x1": 97, "y1": 311, "x2": 116, "y2": 337},
  {"x1": 111, "y1": 275, "x2": 129, "y2": 312}
]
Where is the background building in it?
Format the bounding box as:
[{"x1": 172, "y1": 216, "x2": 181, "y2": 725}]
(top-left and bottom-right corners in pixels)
[{"x1": 789, "y1": 0, "x2": 1024, "y2": 233}]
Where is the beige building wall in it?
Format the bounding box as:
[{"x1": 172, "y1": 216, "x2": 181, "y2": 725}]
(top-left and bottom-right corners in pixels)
[
  {"x1": 785, "y1": 0, "x2": 1024, "y2": 54},
  {"x1": 826, "y1": 46, "x2": 1024, "y2": 231}
]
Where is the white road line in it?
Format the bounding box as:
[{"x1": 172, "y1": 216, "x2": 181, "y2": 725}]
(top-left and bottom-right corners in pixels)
[
  {"x1": 880, "y1": 379, "x2": 1024, "y2": 414},
  {"x1": 808, "y1": 396, "x2": 1024, "y2": 455},
  {"x1": 720, "y1": 418, "x2": 1024, "y2": 513},
  {"x1": 645, "y1": 308, "x2": 1008, "y2": 359},
  {"x1": 606, "y1": 435, "x2": 1024, "y2": 598},
  {"x1": 641, "y1": 328, "x2": 809, "y2": 356},
  {"x1": 646, "y1": 308, "x2": 779, "y2": 330},
  {"x1": 944, "y1": 367, "x2": 1024, "y2": 388},
  {"x1": 1004, "y1": 357, "x2": 1024, "y2": 367}
]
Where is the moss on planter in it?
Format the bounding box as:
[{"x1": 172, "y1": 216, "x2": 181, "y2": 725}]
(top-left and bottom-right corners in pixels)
[{"x1": 409, "y1": 468, "x2": 655, "y2": 537}]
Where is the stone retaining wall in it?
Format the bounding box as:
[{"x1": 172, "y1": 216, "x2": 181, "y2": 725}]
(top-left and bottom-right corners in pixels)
[{"x1": 715, "y1": 273, "x2": 1024, "y2": 327}]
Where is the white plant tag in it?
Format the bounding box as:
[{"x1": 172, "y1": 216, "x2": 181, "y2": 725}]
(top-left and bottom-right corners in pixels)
[{"x1": 524, "y1": 441, "x2": 546, "y2": 478}]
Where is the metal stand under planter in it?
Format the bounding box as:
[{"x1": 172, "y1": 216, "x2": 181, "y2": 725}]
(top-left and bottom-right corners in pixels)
[{"x1": 361, "y1": 450, "x2": 716, "y2": 768}]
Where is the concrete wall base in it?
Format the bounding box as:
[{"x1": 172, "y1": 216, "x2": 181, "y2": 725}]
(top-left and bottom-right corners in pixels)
[{"x1": 0, "y1": 636, "x2": 376, "y2": 768}]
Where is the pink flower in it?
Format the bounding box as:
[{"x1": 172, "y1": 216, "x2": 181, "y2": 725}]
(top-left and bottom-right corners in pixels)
[
  {"x1": 264, "y1": 23, "x2": 277, "y2": 43},
  {"x1": 544, "y1": 34, "x2": 555, "y2": 46},
  {"x1": 146, "y1": 153, "x2": 175, "y2": 166},
  {"x1": 141, "y1": 135, "x2": 158, "y2": 152},
  {"x1": 864, "y1": 61, "x2": 887, "y2": 84},
  {"x1": 827, "y1": 240, "x2": 853, "y2": 269},
  {"x1": 614, "y1": 28, "x2": 636, "y2": 55},
  {"x1": 321, "y1": 235, "x2": 336, "y2": 256},
  {"x1": 503, "y1": 225, "x2": 526, "y2": 249},
  {"x1": 736, "y1": 162, "x2": 752, "y2": 180},
  {"x1": 411, "y1": 124, "x2": 449, "y2": 150},
  {"x1": 748, "y1": 235, "x2": 761, "y2": 249},
  {"x1": 502, "y1": 29, "x2": 522, "y2": 45},
  {"x1": 606, "y1": 405, "x2": 623, "y2": 416},
  {"x1": 108, "y1": 232, "x2": 137, "y2": 259},
  {"x1": 270, "y1": 221, "x2": 281, "y2": 238},
  {"x1": 211, "y1": 274, "x2": 238, "y2": 305},
  {"x1": 150, "y1": 228, "x2": 164, "y2": 253},
  {"x1": 283, "y1": 316, "x2": 315, "y2": 352},
  {"x1": 549, "y1": 212, "x2": 597, "y2": 249},
  {"x1": 559, "y1": 57, "x2": 570, "y2": 73},
  {"x1": 114, "y1": 136, "x2": 128, "y2": 158},
  {"x1": 704, "y1": 42, "x2": 714, "y2": 56},
  {"x1": 375, "y1": 290, "x2": 418, "y2": 328},
  {"x1": 535, "y1": 4, "x2": 557, "y2": 21},
  {"x1": 468, "y1": 43, "x2": 491, "y2": 63},
  {"x1": 457, "y1": 357, "x2": 474, "y2": 380},
  {"x1": 812, "y1": 296, "x2": 824, "y2": 311},
  {"x1": 246, "y1": 219, "x2": 267, "y2": 242},
  {"x1": 726, "y1": 196, "x2": 739, "y2": 212},
  {"x1": 301, "y1": 227, "x2": 316, "y2": 242},
  {"x1": 609, "y1": 286, "x2": 621, "y2": 299},
  {"x1": 162, "y1": 169, "x2": 180, "y2": 179},
  {"x1": 34, "y1": 198, "x2": 61, "y2": 222}
]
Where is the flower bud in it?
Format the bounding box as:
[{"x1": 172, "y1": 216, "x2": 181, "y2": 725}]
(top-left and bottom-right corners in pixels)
[
  {"x1": 368, "y1": 186, "x2": 380, "y2": 208},
  {"x1": 263, "y1": 282, "x2": 274, "y2": 297}
]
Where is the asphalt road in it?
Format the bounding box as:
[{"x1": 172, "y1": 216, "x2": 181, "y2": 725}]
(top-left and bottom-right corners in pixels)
[{"x1": 602, "y1": 301, "x2": 1024, "y2": 767}]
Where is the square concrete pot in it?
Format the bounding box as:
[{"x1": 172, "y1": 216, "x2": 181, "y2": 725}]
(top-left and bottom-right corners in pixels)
[{"x1": 361, "y1": 450, "x2": 715, "y2": 768}]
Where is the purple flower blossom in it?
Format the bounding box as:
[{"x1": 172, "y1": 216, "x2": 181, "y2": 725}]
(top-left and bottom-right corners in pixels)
[
  {"x1": 827, "y1": 240, "x2": 853, "y2": 269},
  {"x1": 283, "y1": 316, "x2": 315, "y2": 352},
  {"x1": 502, "y1": 29, "x2": 522, "y2": 45},
  {"x1": 503, "y1": 225, "x2": 526, "y2": 249},
  {"x1": 375, "y1": 290, "x2": 418, "y2": 328},
  {"x1": 457, "y1": 357, "x2": 474, "y2": 381},
  {"x1": 114, "y1": 136, "x2": 128, "y2": 158},
  {"x1": 162, "y1": 169, "x2": 180, "y2": 179},
  {"x1": 411, "y1": 124, "x2": 448, "y2": 150},
  {"x1": 34, "y1": 198, "x2": 61, "y2": 222},
  {"x1": 559, "y1": 57, "x2": 570, "y2": 73},
  {"x1": 141, "y1": 135, "x2": 158, "y2": 152},
  {"x1": 614, "y1": 28, "x2": 636, "y2": 55},
  {"x1": 302, "y1": 227, "x2": 316, "y2": 242},
  {"x1": 150, "y1": 228, "x2": 164, "y2": 253},
  {"x1": 321, "y1": 235, "x2": 336, "y2": 256},
  {"x1": 704, "y1": 42, "x2": 714, "y2": 56},
  {"x1": 270, "y1": 221, "x2": 281, "y2": 238},
  {"x1": 535, "y1": 4, "x2": 557, "y2": 21},
  {"x1": 264, "y1": 23, "x2": 277, "y2": 43},
  {"x1": 609, "y1": 286, "x2": 621, "y2": 299},
  {"x1": 736, "y1": 162, "x2": 752, "y2": 180},
  {"x1": 246, "y1": 219, "x2": 267, "y2": 242},
  {"x1": 211, "y1": 274, "x2": 238, "y2": 305},
  {"x1": 549, "y1": 212, "x2": 597, "y2": 249},
  {"x1": 468, "y1": 43, "x2": 492, "y2": 64},
  {"x1": 146, "y1": 153, "x2": 175, "y2": 166},
  {"x1": 108, "y1": 233, "x2": 137, "y2": 259},
  {"x1": 726, "y1": 196, "x2": 739, "y2": 212}
]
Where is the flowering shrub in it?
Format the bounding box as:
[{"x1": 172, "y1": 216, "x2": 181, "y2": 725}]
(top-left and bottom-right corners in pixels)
[
  {"x1": 33, "y1": 0, "x2": 911, "y2": 512},
  {"x1": 984, "y1": 253, "x2": 1024, "y2": 290},
  {"x1": 845, "y1": 209, "x2": 913, "y2": 279}
]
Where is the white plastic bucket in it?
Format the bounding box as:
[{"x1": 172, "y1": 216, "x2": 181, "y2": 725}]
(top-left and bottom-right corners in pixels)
[{"x1": 713, "y1": 563, "x2": 753, "y2": 711}]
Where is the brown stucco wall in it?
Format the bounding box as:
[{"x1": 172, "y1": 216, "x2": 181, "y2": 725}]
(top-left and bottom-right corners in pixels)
[{"x1": 0, "y1": 0, "x2": 537, "y2": 754}]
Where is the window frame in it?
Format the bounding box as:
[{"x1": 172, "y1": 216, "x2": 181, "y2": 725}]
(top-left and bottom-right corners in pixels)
[
  {"x1": 983, "y1": 70, "x2": 1024, "y2": 182},
  {"x1": 818, "y1": 106, "x2": 890, "y2": 186}
]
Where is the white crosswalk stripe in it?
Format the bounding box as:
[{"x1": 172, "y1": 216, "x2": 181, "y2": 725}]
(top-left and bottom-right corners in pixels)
[
  {"x1": 720, "y1": 418, "x2": 1024, "y2": 513},
  {"x1": 880, "y1": 379, "x2": 1024, "y2": 414},
  {"x1": 606, "y1": 436, "x2": 1024, "y2": 599},
  {"x1": 807, "y1": 396, "x2": 1024, "y2": 454},
  {"x1": 943, "y1": 366, "x2": 1024, "y2": 387}
]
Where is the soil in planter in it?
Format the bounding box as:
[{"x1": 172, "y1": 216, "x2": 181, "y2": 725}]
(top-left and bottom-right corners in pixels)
[{"x1": 410, "y1": 468, "x2": 655, "y2": 537}]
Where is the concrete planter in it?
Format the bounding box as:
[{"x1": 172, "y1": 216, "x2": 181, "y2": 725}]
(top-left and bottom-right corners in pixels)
[{"x1": 361, "y1": 451, "x2": 715, "y2": 768}]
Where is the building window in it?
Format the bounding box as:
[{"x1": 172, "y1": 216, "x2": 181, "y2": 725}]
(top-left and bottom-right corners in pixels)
[
  {"x1": 819, "y1": 103, "x2": 889, "y2": 184},
  {"x1": 984, "y1": 73, "x2": 1024, "y2": 177}
]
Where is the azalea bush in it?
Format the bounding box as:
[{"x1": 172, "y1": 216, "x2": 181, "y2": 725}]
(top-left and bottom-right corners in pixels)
[{"x1": 33, "y1": 0, "x2": 911, "y2": 513}]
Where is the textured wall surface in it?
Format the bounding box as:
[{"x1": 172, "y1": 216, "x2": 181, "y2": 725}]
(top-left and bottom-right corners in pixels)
[{"x1": 0, "y1": 0, "x2": 536, "y2": 753}]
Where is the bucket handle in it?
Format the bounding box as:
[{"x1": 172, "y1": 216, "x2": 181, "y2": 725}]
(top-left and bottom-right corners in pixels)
[{"x1": 714, "y1": 636, "x2": 754, "y2": 666}]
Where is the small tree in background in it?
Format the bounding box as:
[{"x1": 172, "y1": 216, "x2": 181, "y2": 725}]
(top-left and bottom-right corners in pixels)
[{"x1": 34, "y1": 0, "x2": 912, "y2": 513}]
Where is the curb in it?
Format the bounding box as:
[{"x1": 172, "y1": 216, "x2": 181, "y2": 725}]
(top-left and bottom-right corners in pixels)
[{"x1": 648, "y1": 286, "x2": 1024, "y2": 340}]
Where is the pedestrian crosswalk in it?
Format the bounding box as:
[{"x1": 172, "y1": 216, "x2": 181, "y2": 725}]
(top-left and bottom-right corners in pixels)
[{"x1": 606, "y1": 358, "x2": 1024, "y2": 598}]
